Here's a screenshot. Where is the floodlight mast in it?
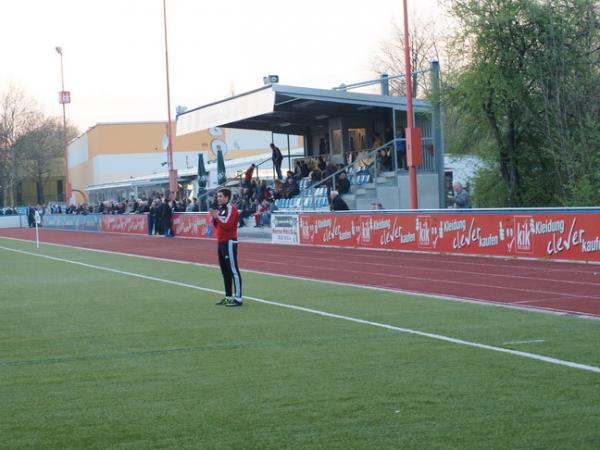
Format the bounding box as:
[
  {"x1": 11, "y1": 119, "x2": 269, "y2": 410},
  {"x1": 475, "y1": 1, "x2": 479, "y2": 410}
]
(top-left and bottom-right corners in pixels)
[
  {"x1": 55, "y1": 46, "x2": 71, "y2": 205},
  {"x1": 403, "y1": 0, "x2": 419, "y2": 209},
  {"x1": 162, "y1": 0, "x2": 178, "y2": 200}
]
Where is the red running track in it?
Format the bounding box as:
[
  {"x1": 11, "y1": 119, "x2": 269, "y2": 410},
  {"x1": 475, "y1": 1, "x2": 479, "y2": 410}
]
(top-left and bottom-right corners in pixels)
[{"x1": 2, "y1": 228, "x2": 600, "y2": 318}]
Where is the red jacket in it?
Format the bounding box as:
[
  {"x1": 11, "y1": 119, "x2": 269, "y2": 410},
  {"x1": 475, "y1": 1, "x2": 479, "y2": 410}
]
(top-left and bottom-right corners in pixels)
[
  {"x1": 213, "y1": 203, "x2": 239, "y2": 242},
  {"x1": 244, "y1": 165, "x2": 255, "y2": 183}
]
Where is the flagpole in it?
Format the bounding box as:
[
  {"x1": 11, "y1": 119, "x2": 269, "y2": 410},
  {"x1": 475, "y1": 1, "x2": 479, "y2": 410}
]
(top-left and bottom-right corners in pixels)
[{"x1": 34, "y1": 210, "x2": 41, "y2": 248}]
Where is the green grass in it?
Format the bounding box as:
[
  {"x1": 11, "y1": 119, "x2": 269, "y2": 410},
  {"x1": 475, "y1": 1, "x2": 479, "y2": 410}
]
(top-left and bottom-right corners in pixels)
[{"x1": 1, "y1": 237, "x2": 599, "y2": 449}]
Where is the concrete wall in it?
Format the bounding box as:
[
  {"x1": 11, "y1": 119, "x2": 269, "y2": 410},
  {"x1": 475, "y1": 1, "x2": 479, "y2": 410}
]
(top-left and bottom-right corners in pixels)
[{"x1": 398, "y1": 173, "x2": 440, "y2": 209}]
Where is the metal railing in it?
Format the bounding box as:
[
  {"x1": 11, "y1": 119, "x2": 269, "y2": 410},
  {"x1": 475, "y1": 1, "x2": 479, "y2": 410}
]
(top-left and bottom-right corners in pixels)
[
  {"x1": 289, "y1": 140, "x2": 395, "y2": 211},
  {"x1": 197, "y1": 156, "x2": 272, "y2": 210},
  {"x1": 293, "y1": 134, "x2": 437, "y2": 210},
  {"x1": 333, "y1": 68, "x2": 432, "y2": 91}
]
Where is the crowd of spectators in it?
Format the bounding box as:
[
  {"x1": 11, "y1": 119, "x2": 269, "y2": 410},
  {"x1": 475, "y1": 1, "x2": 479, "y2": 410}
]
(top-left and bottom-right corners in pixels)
[
  {"x1": 231, "y1": 166, "x2": 276, "y2": 228},
  {"x1": 0, "y1": 207, "x2": 18, "y2": 215},
  {"x1": 269, "y1": 156, "x2": 349, "y2": 201},
  {"x1": 2, "y1": 146, "x2": 398, "y2": 228}
]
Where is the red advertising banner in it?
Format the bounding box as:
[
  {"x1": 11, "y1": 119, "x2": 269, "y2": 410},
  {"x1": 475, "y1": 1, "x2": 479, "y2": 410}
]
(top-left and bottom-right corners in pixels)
[
  {"x1": 172, "y1": 213, "x2": 214, "y2": 238},
  {"x1": 298, "y1": 211, "x2": 600, "y2": 262},
  {"x1": 101, "y1": 215, "x2": 148, "y2": 234}
]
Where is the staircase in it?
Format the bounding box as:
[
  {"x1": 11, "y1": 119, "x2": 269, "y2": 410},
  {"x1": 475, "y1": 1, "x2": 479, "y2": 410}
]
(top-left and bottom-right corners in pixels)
[{"x1": 343, "y1": 171, "x2": 398, "y2": 210}]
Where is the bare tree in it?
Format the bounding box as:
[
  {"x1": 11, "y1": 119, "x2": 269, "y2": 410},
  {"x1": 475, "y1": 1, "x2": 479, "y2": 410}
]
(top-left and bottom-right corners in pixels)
[
  {"x1": 0, "y1": 85, "x2": 39, "y2": 206},
  {"x1": 14, "y1": 117, "x2": 69, "y2": 204},
  {"x1": 373, "y1": 15, "x2": 456, "y2": 98}
]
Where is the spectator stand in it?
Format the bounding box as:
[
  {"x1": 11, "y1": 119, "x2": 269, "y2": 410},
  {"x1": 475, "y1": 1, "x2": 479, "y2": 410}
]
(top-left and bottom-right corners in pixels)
[
  {"x1": 197, "y1": 155, "x2": 273, "y2": 209},
  {"x1": 273, "y1": 140, "x2": 395, "y2": 212}
]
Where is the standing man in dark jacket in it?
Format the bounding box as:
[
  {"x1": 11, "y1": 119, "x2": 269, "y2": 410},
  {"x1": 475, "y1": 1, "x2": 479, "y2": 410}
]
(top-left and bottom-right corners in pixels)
[
  {"x1": 271, "y1": 143, "x2": 283, "y2": 180},
  {"x1": 161, "y1": 198, "x2": 173, "y2": 237},
  {"x1": 211, "y1": 188, "x2": 243, "y2": 307}
]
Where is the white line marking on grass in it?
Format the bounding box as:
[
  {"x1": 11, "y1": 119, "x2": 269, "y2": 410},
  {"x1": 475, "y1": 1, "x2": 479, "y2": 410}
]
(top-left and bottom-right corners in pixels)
[
  {"x1": 2, "y1": 245, "x2": 600, "y2": 375},
  {"x1": 3, "y1": 235, "x2": 599, "y2": 320},
  {"x1": 502, "y1": 339, "x2": 546, "y2": 345}
]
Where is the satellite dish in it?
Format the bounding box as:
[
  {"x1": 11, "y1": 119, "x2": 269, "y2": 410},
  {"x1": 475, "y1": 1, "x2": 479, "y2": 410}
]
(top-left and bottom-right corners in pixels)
[
  {"x1": 210, "y1": 139, "x2": 227, "y2": 157},
  {"x1": 208, "y1": 127, "x2": 223, "y2": 137}
]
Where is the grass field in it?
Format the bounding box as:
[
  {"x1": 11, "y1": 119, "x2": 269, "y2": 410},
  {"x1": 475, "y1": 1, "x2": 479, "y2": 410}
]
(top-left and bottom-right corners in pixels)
[{"x1": 1, "y1": 237, "x2": 599, "y2": 449}]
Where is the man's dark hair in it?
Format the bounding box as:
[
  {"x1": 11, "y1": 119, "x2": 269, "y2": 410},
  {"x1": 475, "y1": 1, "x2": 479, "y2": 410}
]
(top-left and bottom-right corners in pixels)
[{"x1": 218, "y1": 188, "x2": 232, "y2": 200}]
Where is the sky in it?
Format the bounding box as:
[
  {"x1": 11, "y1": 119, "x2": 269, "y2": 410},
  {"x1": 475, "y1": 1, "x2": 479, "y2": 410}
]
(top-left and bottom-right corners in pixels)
[{"x1": 1, "y1": 0, "x2": 445, "y2": 132}]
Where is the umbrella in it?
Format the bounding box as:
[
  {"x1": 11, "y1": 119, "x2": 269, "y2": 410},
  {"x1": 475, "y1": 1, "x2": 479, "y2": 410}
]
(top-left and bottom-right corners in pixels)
[
  {"x1": 216, "y1": 149, "x2": 227, "y2": 186},
  {"x1": 197, "y1": 153, "x2": 208, "y2": 211}
]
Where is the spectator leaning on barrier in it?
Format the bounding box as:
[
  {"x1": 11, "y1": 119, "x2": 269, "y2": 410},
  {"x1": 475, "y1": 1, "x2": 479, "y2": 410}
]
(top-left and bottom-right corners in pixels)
[
  {"x1": 330, "y1": 190, "x2": 349, "y2": 211},
  {"x1": 337, "y1": 171, "x2": 350, "y2": 195},
  {"x1": 211, "y1": 188, "x2": 243, "y2": 307},
  {"x1": 243, "y1": 163, "x2": 256, "y2": 188},
  {"x1": 271, "y1": 143, "x2": 283, "y2": 180},
  {"x1": 448, "y1": 181, "x2": 470, "y2": 208}
]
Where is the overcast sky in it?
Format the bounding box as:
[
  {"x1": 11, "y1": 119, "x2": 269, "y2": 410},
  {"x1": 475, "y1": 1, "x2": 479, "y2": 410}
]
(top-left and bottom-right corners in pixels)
[{"x1": 1, "y1": 0, "x2": 445, "y2": 131}]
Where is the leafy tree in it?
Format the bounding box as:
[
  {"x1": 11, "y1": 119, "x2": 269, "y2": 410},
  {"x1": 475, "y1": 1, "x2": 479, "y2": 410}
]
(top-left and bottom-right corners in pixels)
[{"x1": 445, "y1": 0, "x2": 600, "y2": 207}]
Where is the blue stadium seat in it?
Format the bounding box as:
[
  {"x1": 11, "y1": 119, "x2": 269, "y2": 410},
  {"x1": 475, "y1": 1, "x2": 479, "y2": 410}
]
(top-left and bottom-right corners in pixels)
[{"x1": 299, "y1": 178, "x2": 311, "y2": 190}]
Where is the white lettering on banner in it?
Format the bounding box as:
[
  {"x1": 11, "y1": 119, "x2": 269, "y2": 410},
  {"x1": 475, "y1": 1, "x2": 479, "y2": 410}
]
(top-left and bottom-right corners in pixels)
[
  {"x1": 301, "y1": 220, "x2": 311, "y2": 240},
  {"x1": 339, "y1": 231, "x2": 352, "y2": 241},
  {"x1": 380, "y1": 219, "x2": 402, "y2": 246},
  {"x1": 378, "y1": 219, "x2": 416, "y2": 247},
  {"x1": 322, "y1": 219, "x2": 341, "y2": 243},
  {"x1": 452, "y1": 218, "x2": 481, "y2": 250},
  {"x1": 315, "y1": 219, "x2": 332, "y2": 231},
  {"x1": 546, "y1": 218, "x2": 584, "y2": 256},
  {"x1": 106, "y1": 217, "x2": 145, "y2": 233},
  {"x1": 443, "y1": 220, "x2": 466, "y2": 232},
  {"x1": 419, "y1": 227, "x2": 428, "y2": 245},
  {"x1": 416, "y1": 217, "x2": 434, "y2": 247},
  {"x1": 582, "y1": 236, "x2": 600, "y2": 253},
  {"x1": 401, "y1": 233, "x2": 416, "y2": 244},
  {"x1": 360, "y1": 218, "x2": 372, "y2": 244},
  {"x1": 173, "y1": 217, "x2": 205, "y2": 235},
  {"x1": 479, "y1": 234, "x2": 499, "y2": 248},
  {"x1": 517, "y1": 223, "x2": 531, "y2": 249},
  {"x1": 372, "y1": 219, "x2": 391, "y2": 230},
  {"x1": 532, "y1": 219, "x2": 565, "y2": 235}
]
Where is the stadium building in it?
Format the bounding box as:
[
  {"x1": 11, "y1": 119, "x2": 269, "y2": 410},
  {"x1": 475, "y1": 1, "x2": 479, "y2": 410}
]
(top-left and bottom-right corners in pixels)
[{"x1": 67, "y1": 122, "x2": 301, "y2": 204}]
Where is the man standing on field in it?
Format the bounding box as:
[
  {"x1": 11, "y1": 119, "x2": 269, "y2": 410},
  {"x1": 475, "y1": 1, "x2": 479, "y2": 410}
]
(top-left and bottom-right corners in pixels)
[{"x1": 210, "y1": 188, "x2": 243, "y2": 307}]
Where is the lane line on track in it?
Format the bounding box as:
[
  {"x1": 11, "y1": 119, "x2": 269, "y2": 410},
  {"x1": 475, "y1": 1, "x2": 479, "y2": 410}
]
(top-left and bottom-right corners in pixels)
[
  {"x1": 2, "y1": 236, "x2": 599, "y2": 319},
  {"x1": 256, "y1": 252, "x2": 600, "y2": 287},
  {"x1": 243, "y1": 256, "x2": 600, "y2": 301},
  {"x1": 254, "y1": 239, "x2": 600, "y2": 272},
  {"x1": 2, "y1": 244, "x2": 599, "y2": 375}
]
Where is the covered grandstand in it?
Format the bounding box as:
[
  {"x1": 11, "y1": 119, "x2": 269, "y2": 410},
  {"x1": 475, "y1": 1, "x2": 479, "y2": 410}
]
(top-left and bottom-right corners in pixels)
[{"x1": 176, "y1": 64, "x2": 444, "y2": 209}]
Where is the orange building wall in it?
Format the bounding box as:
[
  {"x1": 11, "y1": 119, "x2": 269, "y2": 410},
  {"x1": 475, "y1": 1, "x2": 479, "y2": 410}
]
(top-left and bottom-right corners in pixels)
[{"x1": 85, "y1": 122, "x2": 213, "y2": 158}]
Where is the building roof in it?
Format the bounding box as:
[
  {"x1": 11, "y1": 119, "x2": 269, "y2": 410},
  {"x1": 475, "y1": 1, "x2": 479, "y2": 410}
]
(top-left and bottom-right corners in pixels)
[{"x1": 176, "y1": 83, "x2": 432, "y2": 137}]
